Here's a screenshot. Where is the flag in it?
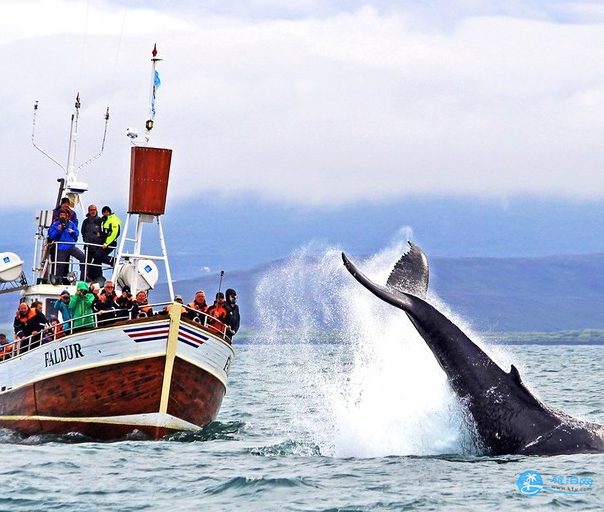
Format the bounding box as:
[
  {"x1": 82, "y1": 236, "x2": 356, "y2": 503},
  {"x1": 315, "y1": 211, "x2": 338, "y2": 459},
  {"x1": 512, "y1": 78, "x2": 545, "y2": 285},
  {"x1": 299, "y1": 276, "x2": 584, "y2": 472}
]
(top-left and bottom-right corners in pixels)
[{"x1": 151, "y1": 70, "x2": 161, "y2": 119}]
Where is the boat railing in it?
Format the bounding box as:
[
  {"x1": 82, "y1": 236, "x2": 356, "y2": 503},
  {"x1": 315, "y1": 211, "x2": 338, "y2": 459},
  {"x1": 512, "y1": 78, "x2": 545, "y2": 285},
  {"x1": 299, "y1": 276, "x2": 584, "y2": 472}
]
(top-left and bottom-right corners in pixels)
[
  {"x1": 0, "y1": 301, "x2": 232, "y2": 362},
  {"x1": 179, "y1": 303, "x2": 234, "y2": 342},
  {"x1": 92, "y1": 300, "x2": 232, "y2": 343},
  {"x1": 37, "y1": 239, "x2": 107, "y2": 285}
]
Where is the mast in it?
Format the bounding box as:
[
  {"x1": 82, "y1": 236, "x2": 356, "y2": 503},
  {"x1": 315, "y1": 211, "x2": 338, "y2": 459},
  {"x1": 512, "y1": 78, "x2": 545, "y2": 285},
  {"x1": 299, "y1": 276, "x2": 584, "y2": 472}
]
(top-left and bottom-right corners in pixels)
[
  {"x1": 112, "y1": 45, "x2": 174, "y2": 300},
  {"x1": 28, "y1": 91, "x2": 110, "y2": 288},
  {"x1": 31, "y1": 93, "x2": 110, "y2": 212}
]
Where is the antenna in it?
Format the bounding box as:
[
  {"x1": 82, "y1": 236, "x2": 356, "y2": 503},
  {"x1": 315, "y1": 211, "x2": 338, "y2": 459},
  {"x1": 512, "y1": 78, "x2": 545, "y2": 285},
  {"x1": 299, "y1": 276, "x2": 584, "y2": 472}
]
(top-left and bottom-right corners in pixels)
[
  {"x1": 31, "y1": 94, "x2": 110, "y2": 194},
  {"x1": 32, "y1": 100, "x2": 66, "y2": 172}
]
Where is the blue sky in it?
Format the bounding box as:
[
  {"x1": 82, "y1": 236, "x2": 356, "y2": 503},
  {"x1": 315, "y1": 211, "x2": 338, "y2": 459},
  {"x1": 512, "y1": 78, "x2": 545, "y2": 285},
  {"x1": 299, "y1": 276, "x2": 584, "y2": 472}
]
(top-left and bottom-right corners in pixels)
[{"x1": 3, "y1": 0, "x2": 604, "y2": 209}]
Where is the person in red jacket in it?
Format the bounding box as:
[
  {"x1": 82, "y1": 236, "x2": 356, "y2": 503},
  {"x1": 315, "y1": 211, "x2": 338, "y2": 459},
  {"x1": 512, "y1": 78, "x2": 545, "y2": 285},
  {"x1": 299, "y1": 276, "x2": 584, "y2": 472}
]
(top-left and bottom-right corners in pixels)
[{"x1": 207, "y1": 292, "x2": 228, "y2": 334}]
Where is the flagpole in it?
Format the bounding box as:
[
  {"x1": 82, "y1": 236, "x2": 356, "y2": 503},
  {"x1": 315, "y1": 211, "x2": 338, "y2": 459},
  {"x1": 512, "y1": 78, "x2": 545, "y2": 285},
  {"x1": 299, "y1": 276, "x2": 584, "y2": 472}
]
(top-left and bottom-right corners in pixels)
[{"x1": 146, "y1": 43, "x2": 162, "y2": 144}]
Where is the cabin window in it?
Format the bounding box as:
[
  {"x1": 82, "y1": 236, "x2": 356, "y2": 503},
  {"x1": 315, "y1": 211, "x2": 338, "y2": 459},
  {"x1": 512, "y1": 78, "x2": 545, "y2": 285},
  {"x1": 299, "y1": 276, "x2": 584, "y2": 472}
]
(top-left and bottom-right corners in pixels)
[{"x1": 45, "y1": 298, "x2": 59, "y2": 318}]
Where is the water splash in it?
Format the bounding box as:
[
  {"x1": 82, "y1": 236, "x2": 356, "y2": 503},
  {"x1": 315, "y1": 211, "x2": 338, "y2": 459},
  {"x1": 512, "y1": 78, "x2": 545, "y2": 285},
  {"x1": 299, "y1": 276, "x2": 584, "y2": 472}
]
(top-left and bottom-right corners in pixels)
[{"x1": 255, "y1": 240, "x2": 478, "y2": 458}]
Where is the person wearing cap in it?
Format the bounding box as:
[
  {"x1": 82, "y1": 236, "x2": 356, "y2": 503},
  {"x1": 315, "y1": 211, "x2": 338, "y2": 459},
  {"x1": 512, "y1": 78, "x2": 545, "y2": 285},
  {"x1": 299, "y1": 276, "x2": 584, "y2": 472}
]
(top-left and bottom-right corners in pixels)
[
  {"x1": 52, "y1": 197, "x2": 79, "y2": 227},
  {"x1": 91, "y1": 206, "x2": 122, "y2": 273},
  {"x1": 48, "y1": 209, "x2": 86, "y2": 283},
  {"x1": 225, "y1": 288, "x2": 240, "y2": 337},
  {"x1": 116, "y1": 285, "x2": 135, "y2": 320},
  {"x1": 54, "y1": 289, "x2": 73, "y2": 334},
  {"x1": 115, "y1": 285, "x2": 134, "y2": 309},
  {"x1": 207, "y1": 292, "x2": 228, "y2": 335}
]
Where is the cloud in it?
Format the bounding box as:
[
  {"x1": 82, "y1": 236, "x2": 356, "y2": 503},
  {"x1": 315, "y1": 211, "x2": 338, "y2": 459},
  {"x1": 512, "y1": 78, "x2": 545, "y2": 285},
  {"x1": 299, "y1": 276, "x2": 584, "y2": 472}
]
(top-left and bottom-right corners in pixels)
[{"x1": 3, "y1": 0, "x2": 604, "y2": 209}]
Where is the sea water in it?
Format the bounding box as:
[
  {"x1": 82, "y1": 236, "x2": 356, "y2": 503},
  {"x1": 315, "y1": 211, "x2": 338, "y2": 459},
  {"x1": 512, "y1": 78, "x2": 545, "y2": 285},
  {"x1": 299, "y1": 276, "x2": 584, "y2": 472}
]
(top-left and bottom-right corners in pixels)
[{"x1": 1, "y1": 245, "x2": 603, "y2": 511}]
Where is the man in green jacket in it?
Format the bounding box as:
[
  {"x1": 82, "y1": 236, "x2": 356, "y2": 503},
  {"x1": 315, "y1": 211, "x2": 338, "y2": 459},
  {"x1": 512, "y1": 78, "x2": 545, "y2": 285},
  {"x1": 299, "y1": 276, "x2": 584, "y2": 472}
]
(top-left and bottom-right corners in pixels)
[{"x1": 69, "y1": 281, "x2": 96, "y2": 330}]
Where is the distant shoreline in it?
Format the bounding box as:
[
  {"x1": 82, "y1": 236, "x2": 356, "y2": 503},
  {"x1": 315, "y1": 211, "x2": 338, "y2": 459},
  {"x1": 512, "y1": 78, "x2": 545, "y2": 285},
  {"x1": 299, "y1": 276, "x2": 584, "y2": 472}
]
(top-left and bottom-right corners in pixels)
[
  {"x1": 235, "y1": 328, "x2": 604, "y2": 345},
  {"x1": 481, "y1": 329, "x2": 604, "y2": 345},
  {"x1": 1, "y1": 325, "x2": 602, "y2": 345}
]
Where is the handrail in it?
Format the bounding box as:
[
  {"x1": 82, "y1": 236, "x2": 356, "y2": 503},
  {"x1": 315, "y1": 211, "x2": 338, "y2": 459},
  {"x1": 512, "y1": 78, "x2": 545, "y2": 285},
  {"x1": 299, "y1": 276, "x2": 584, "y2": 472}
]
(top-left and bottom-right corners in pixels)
[
  {"x1": 0, "y1": 301, "x2": 232, "y2": 363},
  {"x1": 40, "y1": 239, "x2": 107, "y2": 284}
]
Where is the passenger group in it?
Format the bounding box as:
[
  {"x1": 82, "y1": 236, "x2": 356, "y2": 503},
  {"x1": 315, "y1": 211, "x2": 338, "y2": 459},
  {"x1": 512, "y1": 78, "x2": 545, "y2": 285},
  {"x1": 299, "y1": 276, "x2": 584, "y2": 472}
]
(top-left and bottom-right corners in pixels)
[
  {"x1": 48, "y1": 198, "x2": 121, "y2": 283},
  {"x1": 1, "y1": 198, "x2": 241, "y2": 359}
]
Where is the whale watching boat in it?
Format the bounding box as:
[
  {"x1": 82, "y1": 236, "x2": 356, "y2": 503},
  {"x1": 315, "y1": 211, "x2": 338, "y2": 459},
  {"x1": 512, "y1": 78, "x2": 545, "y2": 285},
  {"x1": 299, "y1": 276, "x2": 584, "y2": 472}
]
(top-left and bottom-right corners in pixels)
[{"x1": 0, "y1": 47, "x2": 234, "y2": 440}]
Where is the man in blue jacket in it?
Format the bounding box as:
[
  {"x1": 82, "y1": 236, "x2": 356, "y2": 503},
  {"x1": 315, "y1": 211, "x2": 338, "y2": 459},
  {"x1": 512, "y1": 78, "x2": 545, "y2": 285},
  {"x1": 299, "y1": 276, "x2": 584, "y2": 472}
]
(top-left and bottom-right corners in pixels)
[{"x1": 48, "y1": 209, "x2": 86, "y2": 283}]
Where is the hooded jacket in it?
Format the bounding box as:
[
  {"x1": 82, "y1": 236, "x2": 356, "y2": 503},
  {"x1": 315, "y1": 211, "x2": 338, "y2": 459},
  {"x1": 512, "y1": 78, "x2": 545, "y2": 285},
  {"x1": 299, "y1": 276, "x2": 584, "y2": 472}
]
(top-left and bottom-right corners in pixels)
[
  {"x1": 225, "y1": 288, "x2": 241, "y2": 334},
  {"x1": 69, "y1": 281, "x2": 96, "y2": 329}
]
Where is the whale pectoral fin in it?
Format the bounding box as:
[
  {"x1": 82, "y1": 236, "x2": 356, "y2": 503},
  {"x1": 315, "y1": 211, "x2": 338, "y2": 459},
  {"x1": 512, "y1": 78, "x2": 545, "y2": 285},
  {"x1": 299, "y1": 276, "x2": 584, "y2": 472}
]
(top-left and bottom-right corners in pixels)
[{"x1": 386, "y1": 241, "x2": 430, "y2": 299}]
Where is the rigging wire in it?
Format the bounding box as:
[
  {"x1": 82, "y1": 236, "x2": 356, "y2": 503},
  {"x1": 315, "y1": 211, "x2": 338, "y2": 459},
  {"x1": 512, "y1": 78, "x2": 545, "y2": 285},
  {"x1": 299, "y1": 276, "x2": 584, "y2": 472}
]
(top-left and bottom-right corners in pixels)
[
  {"x1": 32, "y1": 0, "x2": 127, "y2": 181},
  {"x1": 107, "y1": 5, "x2": 129, "y2": 107},
  {"x1": 78, "y1": 0, "x2": 91, "y2": 89}
]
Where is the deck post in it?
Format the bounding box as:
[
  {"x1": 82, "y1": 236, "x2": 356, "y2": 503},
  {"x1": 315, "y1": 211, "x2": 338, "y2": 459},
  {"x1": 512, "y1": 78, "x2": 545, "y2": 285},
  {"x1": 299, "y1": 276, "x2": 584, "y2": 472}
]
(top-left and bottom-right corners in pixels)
[{"x1": 159, "y1": 304, "x2": 181, "y2": 415}]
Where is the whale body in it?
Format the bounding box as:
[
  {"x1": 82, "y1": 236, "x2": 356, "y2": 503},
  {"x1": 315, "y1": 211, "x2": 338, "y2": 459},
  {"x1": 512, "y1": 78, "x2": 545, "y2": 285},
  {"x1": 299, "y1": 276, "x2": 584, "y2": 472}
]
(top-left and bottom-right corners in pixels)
[{"x1": 342, "y1": 242, "x2": 604, "y2": 455}]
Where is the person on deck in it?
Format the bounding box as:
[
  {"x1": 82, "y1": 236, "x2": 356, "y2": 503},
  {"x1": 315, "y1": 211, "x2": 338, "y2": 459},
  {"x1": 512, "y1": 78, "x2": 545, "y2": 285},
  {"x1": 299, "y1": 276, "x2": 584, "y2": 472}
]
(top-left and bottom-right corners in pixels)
[
  {"x1": 163, "y1": 295, "x2": 187, "y2": 316},
  {"x1": 225, "y1": 288, "x2": 240, "y2": 338},
  {"x1": 48, "y1": 209, "x2": 86, "y2": 282},
  {"x1": 132, "y1": 289, "x2": 154, "y2": 318},
  {"x1": 187, "y1": 290, "x2": 208, "y2": 323},
  {"x1": 81, "y1": 204, "x2": 103, "y2": 281},
  {"x1": 206, "y1": 292, "x2": 228, "y2": 335},
  {"x1": 52, "y1": 197, "x2": 79, "y2": 227},
  {"x1": 30, "y1": 300, "x2": 48, "y2": 323},
  {"x1": 54, "y1": 290, "x2": 73, "y2": 334},
  {"x1": 43, "y1": 316, "x2": 64, "y2": 343},
  {"x1": 92, "y1": 288, "x2": 119, "y2": 326},
  {"x1": 0, "y1": 333, "x2": 15, "y2": 360},
  {"x1": 69, "y1": 281, "x2": 96, "y2": 331},
  {"x1": 92, "y1": 206, "x2": 121, "y2": 272},
  {"x1": 13, "y1": 302, "x2": 47, "y2": 352},
  {"x1": 116, "y1": 285, "x2": 135, "y2": 319}
]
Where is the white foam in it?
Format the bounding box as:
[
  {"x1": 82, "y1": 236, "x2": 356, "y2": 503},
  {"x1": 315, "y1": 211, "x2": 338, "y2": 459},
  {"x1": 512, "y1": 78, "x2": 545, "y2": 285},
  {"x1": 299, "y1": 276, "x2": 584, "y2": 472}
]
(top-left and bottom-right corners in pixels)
[{"x1": 255, "y1": 241, "x2": 478, "y2": 457}]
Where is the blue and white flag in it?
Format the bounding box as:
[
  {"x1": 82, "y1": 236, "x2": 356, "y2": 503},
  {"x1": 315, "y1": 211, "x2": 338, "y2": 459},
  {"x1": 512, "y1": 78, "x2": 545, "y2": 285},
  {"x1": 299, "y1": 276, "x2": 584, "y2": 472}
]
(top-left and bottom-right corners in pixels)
[{"x1": 151, "y1": 70, "x2": 161, "y2": 119}]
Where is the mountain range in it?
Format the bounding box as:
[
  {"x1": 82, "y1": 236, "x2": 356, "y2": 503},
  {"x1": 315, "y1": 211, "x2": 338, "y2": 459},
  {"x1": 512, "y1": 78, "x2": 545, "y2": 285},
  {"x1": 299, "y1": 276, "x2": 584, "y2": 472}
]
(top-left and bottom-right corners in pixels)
[
  {"x1": 170, "y1": 252, "x2": 604, "y2": 334},
  {"x1": 2, "y1": 196, "x2": 604, "y2": 334}
]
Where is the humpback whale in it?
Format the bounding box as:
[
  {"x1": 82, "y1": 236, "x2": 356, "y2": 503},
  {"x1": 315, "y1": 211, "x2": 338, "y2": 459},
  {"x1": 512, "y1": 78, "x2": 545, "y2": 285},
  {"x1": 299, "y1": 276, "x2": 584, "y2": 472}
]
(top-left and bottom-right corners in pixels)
[{"x1": 342, "y1": 242, "x2": 604, "y2": 455}]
